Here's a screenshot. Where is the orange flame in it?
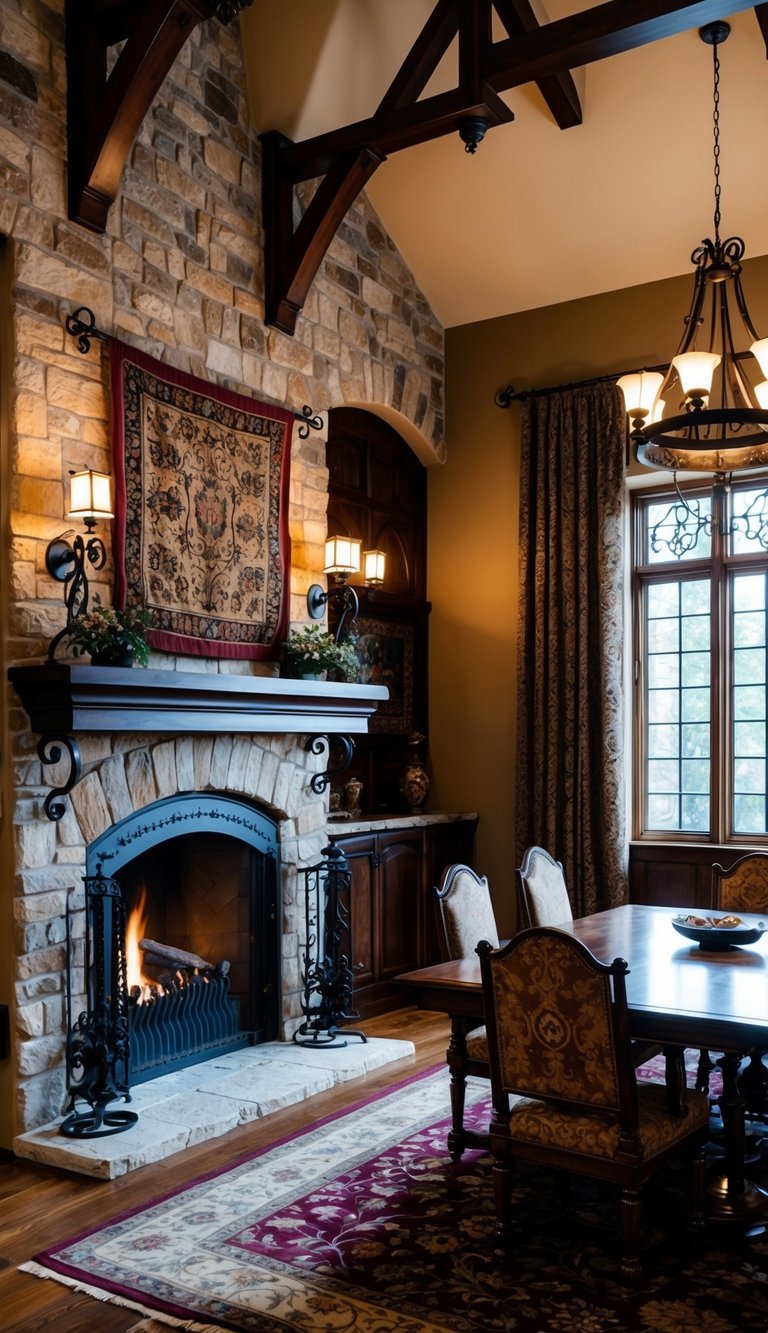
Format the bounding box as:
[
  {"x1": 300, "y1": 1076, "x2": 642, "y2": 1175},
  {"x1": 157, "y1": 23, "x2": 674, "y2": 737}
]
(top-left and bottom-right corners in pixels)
[{"x1": 125, "y1": 885, "x2": 154, "y2": 996}]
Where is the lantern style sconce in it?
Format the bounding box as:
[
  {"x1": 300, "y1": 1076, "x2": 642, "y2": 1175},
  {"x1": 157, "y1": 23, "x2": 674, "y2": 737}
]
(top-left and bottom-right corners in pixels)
[
  {"x1": 362, "y1": 549, "x2": 386, "y2": 586},
  {"x1": 307, "y1": 537, "x2": 387, "y2": 643},
  {"x1": 45, "y1": 468, "x2": 114, "y2": 662}
]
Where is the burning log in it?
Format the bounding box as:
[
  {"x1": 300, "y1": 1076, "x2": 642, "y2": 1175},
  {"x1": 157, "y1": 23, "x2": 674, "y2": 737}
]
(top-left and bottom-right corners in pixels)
[{"x1": 139, "y1": 938, "x2": 229, "y2": 976}]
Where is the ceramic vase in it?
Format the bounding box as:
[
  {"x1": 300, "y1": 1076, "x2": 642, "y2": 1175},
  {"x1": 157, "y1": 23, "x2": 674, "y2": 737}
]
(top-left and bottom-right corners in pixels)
[{"x1": 400, "y1": 733, "x2": 430, "y2": 813}]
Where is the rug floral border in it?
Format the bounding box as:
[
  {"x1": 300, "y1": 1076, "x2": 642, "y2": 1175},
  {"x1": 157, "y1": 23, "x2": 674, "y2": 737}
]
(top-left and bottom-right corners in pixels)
[{"x1": 110, "y1": 340, "x2": 293, "y2": 659}]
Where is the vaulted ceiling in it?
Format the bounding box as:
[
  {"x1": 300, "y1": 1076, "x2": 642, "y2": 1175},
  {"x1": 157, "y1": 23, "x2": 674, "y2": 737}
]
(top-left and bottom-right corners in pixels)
[{"x1": 242, "y1": 0, "x2": 768, "y2": 328}]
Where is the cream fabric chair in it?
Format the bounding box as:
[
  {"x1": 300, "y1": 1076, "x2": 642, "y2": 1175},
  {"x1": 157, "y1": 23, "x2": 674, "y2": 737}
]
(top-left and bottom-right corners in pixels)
[
  {"x1": 516, "y1": 845, "x2": 571, "y2": 929},
  {"x1": 477, "y1": 928, "x2": 709, "y2": 1276},
  {"x1": 435, "y1": 864, "x2": 499, "y2": 1159}
]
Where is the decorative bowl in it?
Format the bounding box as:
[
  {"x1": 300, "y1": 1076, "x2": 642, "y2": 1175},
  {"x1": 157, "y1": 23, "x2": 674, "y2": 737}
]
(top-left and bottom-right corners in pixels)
[{"x1": 672, "y1": 913, "x2": 765, "y2": 951}]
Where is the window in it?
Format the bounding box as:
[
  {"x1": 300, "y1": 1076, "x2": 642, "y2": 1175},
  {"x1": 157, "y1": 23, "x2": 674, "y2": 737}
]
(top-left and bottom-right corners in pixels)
[{"x1": 633, "y1": 480, "x2": 768, "y2": 842}]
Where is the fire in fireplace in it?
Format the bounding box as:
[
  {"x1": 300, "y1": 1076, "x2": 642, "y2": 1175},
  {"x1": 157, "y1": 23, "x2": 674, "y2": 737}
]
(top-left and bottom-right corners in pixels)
[
  {"x1": 63, "y1": 794, "x2": 282, "y2": 1134},
  {"x1": 123, "y1": 885, "x2": 243, "y2": 1082}
]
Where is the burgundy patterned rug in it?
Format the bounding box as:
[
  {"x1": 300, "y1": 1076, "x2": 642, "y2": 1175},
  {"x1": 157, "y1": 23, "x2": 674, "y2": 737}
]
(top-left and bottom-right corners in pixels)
[{"x1": 23, "y1": 1064, "x2": 767, "y2": 1333}]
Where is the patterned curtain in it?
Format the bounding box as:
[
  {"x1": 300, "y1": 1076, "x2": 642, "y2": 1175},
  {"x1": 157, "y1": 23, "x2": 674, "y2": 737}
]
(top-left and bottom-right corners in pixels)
[{"x1": 515, "y1": 382, "x2": 627, "y2": 917}]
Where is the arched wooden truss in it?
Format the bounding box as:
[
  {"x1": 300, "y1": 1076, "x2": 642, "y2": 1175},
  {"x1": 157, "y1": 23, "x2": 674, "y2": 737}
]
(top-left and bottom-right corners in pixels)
[{"x1": 65, "y1": 0, "x2": 765, "y2": 331}]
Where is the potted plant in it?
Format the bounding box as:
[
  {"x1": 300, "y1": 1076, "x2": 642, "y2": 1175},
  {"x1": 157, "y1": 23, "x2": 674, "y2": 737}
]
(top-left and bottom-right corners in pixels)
[
  {"x1": 281, "y1": 624, "x2": 359, "y2": 681},
  {"x1": 67, "y1": 599, "x2": 152, "y2": 667}
]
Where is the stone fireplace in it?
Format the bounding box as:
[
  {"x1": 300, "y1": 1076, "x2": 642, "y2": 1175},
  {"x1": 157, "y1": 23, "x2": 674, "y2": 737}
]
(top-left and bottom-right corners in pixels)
[
  {"x1": 9, "y1": 663, "x2": 386, "y2": 1141},
  {"x1": 88, "y1": 792, "x2": 282, "y2": 1084}
]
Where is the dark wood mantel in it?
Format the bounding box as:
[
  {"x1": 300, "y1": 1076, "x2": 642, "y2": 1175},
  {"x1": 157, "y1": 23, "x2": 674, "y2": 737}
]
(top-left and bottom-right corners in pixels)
[
  {"x1": 8, "y1": 663, "x2": 387, "y2": 736},
  {"x1": 8, "y1": 663, "x2": 388, "y2": 820}
]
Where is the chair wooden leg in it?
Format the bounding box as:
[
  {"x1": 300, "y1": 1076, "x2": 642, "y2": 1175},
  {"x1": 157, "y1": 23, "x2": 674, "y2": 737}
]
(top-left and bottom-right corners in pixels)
[
  {"x1": 447, "y1": 1066, "x2": 468, "y2": 1161},
  {"x1": 696, "y1": 1048, "x2": 715, "y2": 1094},
  {"x1": 619, "y1": 1187, "x2": 642, "y2": 1277}
]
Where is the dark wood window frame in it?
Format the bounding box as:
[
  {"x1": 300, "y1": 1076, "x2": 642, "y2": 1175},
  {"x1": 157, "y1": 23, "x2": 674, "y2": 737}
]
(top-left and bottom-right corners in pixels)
[{"x1": 632, "y1": 478, "x2": 768, "y2": 848}]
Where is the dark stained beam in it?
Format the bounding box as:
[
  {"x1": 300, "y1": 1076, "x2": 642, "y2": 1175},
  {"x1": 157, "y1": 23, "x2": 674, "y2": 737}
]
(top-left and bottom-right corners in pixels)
[
  {"x1": 486, "y1": 0, "x2": 758, "y2": 88},
  {"x1": 755, "y1": 3, "x2": 768, "y2": 54},
  {"x1": 376, "y1": 0, "x2": 458, "y2": 115},
  {"x1": 265, "y1": 0, "x2": 752, "y2": 333},
  {"x1": 65, "y1": 0, "x2": 252, "y2": 233},
  {"x1": 262, "y1": 134, "x2": 385, "y2": 334},
  {"x1": 276, "y1": 1, "x2": 749, "y2": 185},
  {"x1": 493, "y1": 0, "x2": 582, "y2": 129},
  {"x1": 262, "y1": 0, "x2": 518, "y2": 334}
]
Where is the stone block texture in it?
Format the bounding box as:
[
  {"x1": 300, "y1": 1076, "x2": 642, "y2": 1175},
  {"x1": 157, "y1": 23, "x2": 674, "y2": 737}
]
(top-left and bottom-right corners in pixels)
[{"x1": 0, "y1": 3, "x2": 444, "y2": 1135}]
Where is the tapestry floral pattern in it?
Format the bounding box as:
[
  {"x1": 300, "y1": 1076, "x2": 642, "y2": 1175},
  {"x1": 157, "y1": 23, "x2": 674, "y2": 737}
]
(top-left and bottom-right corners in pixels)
[{"x1": 111, "y1": 341, "x2": 293, "y2": 659}]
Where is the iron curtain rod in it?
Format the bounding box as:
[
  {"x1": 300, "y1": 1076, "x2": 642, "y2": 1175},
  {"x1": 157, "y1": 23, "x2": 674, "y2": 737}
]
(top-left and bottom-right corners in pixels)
[
  {"x1": 494, "y1": 351, "x2": 752, "y2": 408},
  {"x1": 64, "y1": 306, "x2": 324, "y2": 438}
]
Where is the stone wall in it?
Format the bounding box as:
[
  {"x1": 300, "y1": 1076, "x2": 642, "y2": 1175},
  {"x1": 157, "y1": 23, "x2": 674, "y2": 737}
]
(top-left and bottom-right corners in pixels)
[{"x1": 0, "y1": 2, "x2": 444, "y2": 1139}]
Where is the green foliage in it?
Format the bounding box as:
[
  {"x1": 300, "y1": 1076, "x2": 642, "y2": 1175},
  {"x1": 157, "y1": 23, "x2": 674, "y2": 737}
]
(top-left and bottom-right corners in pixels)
[
  {"x1": 67, "y1": 598, "x2": 152, "y2": 666},
  {"x1": 282, "y1": 624, "x2": 359, "y2": 682}
]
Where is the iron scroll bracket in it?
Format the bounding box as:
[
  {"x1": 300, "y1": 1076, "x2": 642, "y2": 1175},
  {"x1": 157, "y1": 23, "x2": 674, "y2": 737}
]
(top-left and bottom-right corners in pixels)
[
  {"x1": 63, "y1": 308, "x2": 323, "y2": 436},
  {"x1": 305, "y1": 735, "x2": 355, "y2": 795},
  {"x1": 37, "y1": 734, "x2": 82, "y2": 821}
]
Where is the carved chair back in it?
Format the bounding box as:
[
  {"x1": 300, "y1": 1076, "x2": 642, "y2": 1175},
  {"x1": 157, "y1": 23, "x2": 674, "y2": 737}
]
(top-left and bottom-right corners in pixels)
[{"x1": 436, "y1": 863, "x2": 499, "y2": 961}]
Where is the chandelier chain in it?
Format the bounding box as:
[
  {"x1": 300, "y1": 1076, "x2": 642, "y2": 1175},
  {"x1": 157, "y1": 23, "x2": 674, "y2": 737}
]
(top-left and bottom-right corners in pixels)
[{"x1": 712, "y1": 35, "x2": 721, "y2": 241}]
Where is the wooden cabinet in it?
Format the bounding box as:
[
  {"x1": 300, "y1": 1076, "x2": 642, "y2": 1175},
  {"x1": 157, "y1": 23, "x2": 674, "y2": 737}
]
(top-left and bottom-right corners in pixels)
[{"x1": 330, "y1": 817, "x2": 477, "y2": 1017}]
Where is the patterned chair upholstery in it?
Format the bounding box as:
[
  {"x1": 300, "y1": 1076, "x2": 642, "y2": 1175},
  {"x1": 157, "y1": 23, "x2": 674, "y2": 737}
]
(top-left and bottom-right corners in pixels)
[
  {"x1": 516, "y1": 845, "x2": 571, "y2": 929},
  {"x1": 477, "y1": 928, "x2": 709, "y2": 1276},
  {"x1": 435, "y1": 864, "x2": 499, "y2": 1159},
  {"x1": 696, "y1": 854, "x2": 768, "y2": 1112}
]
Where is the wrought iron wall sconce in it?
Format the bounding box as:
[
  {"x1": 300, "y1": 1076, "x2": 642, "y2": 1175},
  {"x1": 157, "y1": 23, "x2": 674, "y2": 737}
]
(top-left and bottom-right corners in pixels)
[
  {"x1": 306, "y1": 536, "x2": 386, "y2": 643},
  {"x1": 45, "y1": 468, "x2": 114, "y2": 663}
]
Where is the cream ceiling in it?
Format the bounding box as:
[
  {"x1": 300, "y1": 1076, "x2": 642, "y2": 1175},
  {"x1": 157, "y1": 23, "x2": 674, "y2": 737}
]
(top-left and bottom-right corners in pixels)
[{"x1": 242, "y1": 1, "x2": 768, "y2": 328}]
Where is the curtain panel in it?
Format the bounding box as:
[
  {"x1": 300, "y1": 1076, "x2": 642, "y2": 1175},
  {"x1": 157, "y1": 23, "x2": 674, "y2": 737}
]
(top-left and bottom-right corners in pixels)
[{"x1": 515, "y1": 383, "x2": 627, "y2": 916}]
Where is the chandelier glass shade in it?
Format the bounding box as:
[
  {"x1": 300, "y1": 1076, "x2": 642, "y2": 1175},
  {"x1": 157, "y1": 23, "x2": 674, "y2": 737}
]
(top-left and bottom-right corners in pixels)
[{"x1": 619, "y1": 22, "x2": 768, "y2": 478}]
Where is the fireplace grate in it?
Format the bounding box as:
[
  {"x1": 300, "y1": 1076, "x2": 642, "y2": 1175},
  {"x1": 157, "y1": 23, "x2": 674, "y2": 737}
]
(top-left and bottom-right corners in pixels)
[{"x1": 130, "y1": 971, "x2": 247, "y2": 1083}]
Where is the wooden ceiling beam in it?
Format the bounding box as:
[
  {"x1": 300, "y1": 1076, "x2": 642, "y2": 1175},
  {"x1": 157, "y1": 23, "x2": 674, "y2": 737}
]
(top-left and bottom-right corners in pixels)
[
  {"x1": 65, "y1": 0, "x2": 252, "y2": 234},
  {"x1": 376, "y1": 0, "x2": 458, "y2": 115},
  {"x1": 493, "y1": 0, "x2": 582, "y2": 129},
  {"x1": 262, "y1": 0, "x2": 517, "y2": 333},
  {"x1": 487, "y1": 0, "x2": 758, "y2": 89}
]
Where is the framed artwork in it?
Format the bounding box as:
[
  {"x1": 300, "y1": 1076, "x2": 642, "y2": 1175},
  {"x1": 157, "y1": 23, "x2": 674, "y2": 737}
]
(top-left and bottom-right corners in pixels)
[
  {"x1": 110, "y1": 340, "x2": 294, "y2": 659},
  {"x1": 354, "y1": 607, "x2": 426, "y2": 737}
]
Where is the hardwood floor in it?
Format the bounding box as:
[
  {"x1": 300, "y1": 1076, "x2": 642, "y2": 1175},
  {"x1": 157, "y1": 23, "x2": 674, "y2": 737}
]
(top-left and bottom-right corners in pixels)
[{"x1": 0, "y1": 1008, "x2": 450, "y2": 1332}]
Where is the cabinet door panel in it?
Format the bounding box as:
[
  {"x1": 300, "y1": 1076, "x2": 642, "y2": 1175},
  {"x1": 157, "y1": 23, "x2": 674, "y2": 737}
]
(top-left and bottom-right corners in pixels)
[
  {"x1": 338, "y1": 836, "x2": 376, "y2": 991},
  {"x1": 378, "y1": 833, "x2": 423, "y2": 981}
]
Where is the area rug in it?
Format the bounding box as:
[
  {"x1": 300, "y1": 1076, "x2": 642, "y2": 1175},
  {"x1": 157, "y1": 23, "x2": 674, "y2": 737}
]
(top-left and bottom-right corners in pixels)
[{"x1": 23, "y1": 1065, "x2": 767, "y2": 1333}]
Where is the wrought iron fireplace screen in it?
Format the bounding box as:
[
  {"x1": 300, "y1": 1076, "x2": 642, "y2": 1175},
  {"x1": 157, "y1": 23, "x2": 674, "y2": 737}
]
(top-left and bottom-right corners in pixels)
[{"x1": 63, "y1": 795, "x2": 281, "y2": 1135}]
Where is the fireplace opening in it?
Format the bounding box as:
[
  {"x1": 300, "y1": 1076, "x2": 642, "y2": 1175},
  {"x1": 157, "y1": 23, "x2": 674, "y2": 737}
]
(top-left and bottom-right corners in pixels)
[{"x1": 84, "y1": 795, "x2": 280, "y2": 1085}]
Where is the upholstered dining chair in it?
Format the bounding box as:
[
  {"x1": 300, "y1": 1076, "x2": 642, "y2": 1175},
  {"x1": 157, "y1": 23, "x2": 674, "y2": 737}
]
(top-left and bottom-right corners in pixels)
[
  {"x1": 695, "y1": 853, "x2": 768, "y2": 1113},
  {"x1": 477, "y1": 927, "x2": 709, "y2": 1276},
  {"x1": 516, "y1": 845, "x2": 660, "y2": 1069},
  {"x1": 435, "y1": 863, "x2": 499, "y2": 1159},
  {"x1": 516, "y1": 845, "x2": 571, "y2": 929}
]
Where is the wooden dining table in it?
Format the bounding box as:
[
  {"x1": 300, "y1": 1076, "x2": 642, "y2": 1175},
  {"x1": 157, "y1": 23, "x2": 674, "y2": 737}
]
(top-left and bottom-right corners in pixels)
[{"x1": 397, "y1": 902, "x2": 768, "y2": 1226}]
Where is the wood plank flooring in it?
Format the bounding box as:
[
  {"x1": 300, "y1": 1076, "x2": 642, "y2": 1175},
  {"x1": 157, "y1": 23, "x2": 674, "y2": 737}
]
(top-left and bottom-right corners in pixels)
[{"x1": 0, "y1": 1008, "x2": 450, "y2": 1333}]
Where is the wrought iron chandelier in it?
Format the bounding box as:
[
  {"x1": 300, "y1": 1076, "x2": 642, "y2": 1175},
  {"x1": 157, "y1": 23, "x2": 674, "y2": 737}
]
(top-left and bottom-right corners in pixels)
[{"x1": 618, "y1": 21, "x2": 768, "y2": 551}]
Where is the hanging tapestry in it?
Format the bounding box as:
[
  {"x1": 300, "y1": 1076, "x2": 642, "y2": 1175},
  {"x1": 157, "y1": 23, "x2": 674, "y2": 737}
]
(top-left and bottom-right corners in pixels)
[{"x1": 110, "y1": 340, "x2": 293, "y2": 659}]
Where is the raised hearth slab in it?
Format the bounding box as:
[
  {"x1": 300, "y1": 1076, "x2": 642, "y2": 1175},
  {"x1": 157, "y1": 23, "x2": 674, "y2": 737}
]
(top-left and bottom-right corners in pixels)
[{"x1": 14, "y1": 1036, "x2": 415, "y2": 1180}]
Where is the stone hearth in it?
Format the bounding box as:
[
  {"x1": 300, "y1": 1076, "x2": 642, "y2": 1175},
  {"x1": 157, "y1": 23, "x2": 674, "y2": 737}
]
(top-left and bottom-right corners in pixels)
[{"x1": 15, "y1": 1036, "x2": 415, "y2": 1179}]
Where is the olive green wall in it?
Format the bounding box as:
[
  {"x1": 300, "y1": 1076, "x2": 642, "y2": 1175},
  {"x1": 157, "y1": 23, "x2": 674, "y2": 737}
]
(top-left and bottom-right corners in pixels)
[{"x1": 431, "y1": 256, "x2": 768, "y2": 936}]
